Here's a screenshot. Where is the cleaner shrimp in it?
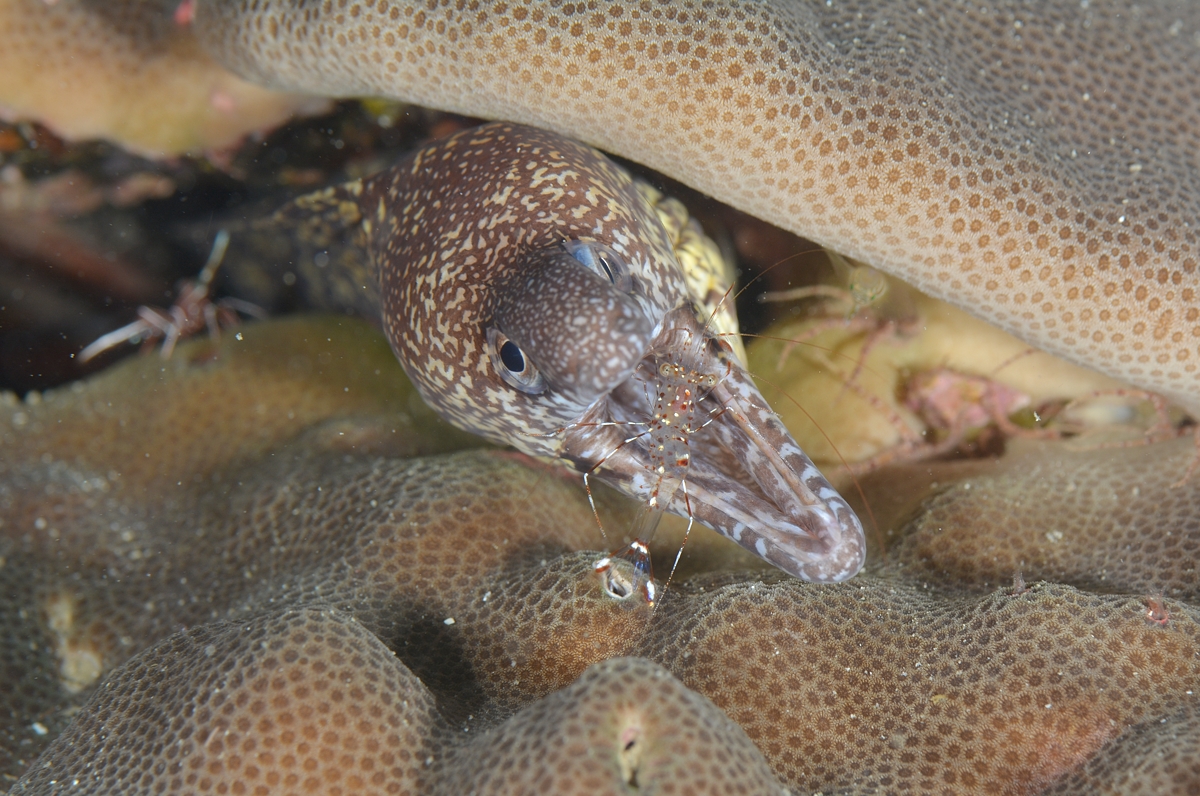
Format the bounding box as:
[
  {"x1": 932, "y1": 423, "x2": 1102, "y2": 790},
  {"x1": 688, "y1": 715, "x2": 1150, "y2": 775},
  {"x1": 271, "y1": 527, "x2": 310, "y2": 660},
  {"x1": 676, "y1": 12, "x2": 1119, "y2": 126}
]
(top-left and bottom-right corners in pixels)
[
  {"x1": 78, "y1": 231, "x2": 265, "y2": 362},
  {"x1": 592, "y1": 312, "x2": 734, "y2": 607}
]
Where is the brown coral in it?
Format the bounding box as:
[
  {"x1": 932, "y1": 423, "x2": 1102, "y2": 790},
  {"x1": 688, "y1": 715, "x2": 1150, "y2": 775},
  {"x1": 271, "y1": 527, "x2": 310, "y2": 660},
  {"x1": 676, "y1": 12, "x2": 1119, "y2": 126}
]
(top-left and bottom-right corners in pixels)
[
  {"x1": 3, "y1": 318, "x2": 1200, "y2": 794},
  {"x1": 876, "y1": 437, "x2": 1200, "y2": 600},
  {"x1": 195, "y1": 0, "x2": 1200, "y2": 415}
]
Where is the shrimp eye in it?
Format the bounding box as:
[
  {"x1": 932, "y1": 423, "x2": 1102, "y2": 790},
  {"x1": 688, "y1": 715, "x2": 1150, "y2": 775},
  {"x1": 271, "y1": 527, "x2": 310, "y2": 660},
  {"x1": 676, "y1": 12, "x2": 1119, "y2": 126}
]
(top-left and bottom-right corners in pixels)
[
  {"x1": 560, "y1": 239, "x2": 635, "y2": 294},
  {"x1": 487, "y1": 328, "x2": 547, "y2": 395}
]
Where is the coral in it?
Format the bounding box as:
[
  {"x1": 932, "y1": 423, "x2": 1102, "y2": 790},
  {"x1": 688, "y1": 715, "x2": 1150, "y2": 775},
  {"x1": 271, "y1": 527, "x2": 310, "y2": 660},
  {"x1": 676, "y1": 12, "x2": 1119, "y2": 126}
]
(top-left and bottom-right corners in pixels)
[
  {"x1": 1044, "y1": 704, "x2": 1200, "y2": 796},
  {"x1": 7, "y1": 1, "x2": 1200, "y2": 788},
  {"x1": 16, "y1": 604, "x2": 782, "y2": 795},
  {"x1": 13, "y1": 607, "x2": 440, "y2": 795},
  {"x1": 0, "y1": 0, "x2": 326, "y2": 155},
  {"x1": 441, "y1": 656, "x2": 787, "y2": 795},
  {"x1": 4, "y1": 318, "x2": 1200, "y2": 794},
  {"x1": 194, "y1": 0, "x2": 1200, "y2": 414},
  {"x1": 875, "y1": 437, "x2": 1200, "y2": 600},
  {"x1": 652, "y1": 578, "x2": 1200, "y2": 795}
]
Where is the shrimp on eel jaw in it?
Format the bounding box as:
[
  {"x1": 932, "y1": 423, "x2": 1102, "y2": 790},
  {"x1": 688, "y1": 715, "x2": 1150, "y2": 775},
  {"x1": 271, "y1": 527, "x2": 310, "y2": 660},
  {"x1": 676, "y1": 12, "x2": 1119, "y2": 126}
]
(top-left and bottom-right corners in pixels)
[
  {"x1": 365, "y1": 123, "x2": 866, "y2": 593},
  {"x1": 591, "y1": 297, "x2": 760, "y2": 605}
]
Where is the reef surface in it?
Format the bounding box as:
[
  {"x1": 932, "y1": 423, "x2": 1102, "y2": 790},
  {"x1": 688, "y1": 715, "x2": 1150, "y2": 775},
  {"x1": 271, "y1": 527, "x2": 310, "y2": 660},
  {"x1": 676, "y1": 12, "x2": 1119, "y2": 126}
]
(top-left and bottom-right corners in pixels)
[{"x1": 2, "y1": 316, "x2": 1198, "y2": 795}]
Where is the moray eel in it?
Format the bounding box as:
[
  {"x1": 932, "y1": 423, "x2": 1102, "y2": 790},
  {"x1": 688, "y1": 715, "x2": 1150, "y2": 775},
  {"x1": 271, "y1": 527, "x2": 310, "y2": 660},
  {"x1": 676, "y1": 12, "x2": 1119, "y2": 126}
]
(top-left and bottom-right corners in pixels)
[{"x1": 242, "y1": 122, "x2": 865, "y2": 583}]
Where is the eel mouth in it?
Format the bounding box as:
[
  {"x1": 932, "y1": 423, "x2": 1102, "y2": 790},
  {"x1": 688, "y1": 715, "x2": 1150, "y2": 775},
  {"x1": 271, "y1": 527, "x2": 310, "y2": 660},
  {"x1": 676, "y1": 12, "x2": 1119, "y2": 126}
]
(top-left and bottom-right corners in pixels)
[{"x1": 563, "y1": 306, "x2": 866, "y2": 584}]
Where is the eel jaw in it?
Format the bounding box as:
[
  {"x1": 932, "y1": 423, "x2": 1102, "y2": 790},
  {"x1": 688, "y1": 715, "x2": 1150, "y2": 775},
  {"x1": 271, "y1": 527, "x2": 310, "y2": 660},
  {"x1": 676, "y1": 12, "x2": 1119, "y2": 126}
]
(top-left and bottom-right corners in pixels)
[{"x1": 563, "y1": 307, "x2": 867, "y2": 584}]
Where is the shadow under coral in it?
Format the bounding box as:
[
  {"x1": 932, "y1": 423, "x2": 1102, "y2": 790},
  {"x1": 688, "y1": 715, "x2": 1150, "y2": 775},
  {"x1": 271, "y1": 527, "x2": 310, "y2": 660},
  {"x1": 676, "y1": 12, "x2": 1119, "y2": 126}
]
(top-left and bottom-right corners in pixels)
[{"x1": 2, "y1": 317, "x2": 1199, "y2": 795}]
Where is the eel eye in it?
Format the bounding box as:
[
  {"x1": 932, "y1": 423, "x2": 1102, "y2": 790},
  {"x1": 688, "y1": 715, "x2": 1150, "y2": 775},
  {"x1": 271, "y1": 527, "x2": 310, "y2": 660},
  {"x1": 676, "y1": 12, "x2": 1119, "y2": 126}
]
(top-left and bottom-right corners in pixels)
[
  {"x1": 500, "y1": 340, "x2": 525, "y2": 371},
  {"x1": 487, "y1": 328, "x2": 547, "y2": 395},
  {"x1": 561, "y1": 240, "x2": 635, "y2": 293}
]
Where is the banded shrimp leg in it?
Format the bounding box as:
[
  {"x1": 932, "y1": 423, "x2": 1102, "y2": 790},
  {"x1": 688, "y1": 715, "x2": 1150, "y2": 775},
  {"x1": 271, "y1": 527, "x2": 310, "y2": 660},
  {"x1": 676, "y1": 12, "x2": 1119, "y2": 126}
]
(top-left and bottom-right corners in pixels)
[
  {"x1": 523, "y1": 404, "x2": 661, "y2": 603},
  {"x1": 79, "y1": 230, "x2": 266, "y2": 362}
]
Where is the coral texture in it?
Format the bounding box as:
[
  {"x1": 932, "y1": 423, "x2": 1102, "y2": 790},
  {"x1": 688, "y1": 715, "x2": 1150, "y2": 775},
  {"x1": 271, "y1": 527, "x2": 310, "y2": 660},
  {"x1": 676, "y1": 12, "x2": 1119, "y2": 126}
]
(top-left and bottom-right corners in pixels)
[
  {"x1": 3, "y1": 318, "x2": 1199, "y2": 794},
  {"x1": 194, "y1": 0, "x2": 1200, "y2": 414},
  {"x1": 0, "y1": 0, "x2": 324, "y2": 154}
]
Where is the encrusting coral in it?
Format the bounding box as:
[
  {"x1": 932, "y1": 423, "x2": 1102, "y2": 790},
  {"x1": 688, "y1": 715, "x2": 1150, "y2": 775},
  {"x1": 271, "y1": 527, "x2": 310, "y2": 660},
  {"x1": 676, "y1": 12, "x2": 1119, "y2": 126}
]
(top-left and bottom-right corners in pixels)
[
  {"x1": 875, "y1": 436, "x2": 1200, "y2": 601},
  {"x1": 193, "y1": 0, "x2": 1200, "y2": 416},
  {"x1": 0, "y1": 0, "x2": 325, "y2": 155},
  {"x1": 4, "y1": 318, "x2": 1200, "y2": 794},
  {"x1": 4, "y1": 1, "x2": 1200, "y2": 790},
  {"x1": 1043, "y1": 704, "x2": 1200, "y2": 796}
]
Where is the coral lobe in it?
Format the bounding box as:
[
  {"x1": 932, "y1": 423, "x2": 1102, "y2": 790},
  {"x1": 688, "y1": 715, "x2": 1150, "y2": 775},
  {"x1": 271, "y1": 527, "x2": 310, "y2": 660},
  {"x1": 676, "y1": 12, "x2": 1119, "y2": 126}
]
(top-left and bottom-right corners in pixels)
[{"x1": 3, "y1": 318, "x2": 1199, "y2": 794}]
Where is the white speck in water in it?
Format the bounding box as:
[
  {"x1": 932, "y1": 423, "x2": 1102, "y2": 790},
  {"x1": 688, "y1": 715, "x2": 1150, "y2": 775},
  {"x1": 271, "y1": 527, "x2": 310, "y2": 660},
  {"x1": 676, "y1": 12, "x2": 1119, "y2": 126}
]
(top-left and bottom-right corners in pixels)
[
  {"x1": 31, "y1": 722, "x2": 47, "y2": 736},
  {"x1": 443, "y1": 617, "x2": 456, "y2": 626}
]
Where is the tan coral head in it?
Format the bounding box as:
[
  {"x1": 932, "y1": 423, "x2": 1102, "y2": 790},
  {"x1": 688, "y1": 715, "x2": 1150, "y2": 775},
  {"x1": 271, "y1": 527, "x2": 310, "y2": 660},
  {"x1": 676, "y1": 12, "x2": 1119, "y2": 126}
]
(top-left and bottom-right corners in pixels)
[{"x1": 195, "y1": 0, "x2": 1200, "y2": 416}]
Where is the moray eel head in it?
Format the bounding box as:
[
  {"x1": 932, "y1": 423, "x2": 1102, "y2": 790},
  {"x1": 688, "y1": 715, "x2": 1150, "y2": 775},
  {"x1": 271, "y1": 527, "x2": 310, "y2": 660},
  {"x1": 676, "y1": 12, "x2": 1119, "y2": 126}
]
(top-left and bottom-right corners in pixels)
[{"x1": 369, "y1": 123, "x2": 864, "y2": 583}]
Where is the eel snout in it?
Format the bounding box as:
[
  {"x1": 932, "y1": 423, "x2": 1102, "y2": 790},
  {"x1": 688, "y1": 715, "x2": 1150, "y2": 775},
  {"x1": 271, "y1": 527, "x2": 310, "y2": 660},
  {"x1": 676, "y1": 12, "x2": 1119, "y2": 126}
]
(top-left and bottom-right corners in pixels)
[
  {"x1": 565, "y1": 304, "x2": 867, "y2": 584},
  {"x1": 489, "y1": 239, "x2": 867, "y2": 583}
]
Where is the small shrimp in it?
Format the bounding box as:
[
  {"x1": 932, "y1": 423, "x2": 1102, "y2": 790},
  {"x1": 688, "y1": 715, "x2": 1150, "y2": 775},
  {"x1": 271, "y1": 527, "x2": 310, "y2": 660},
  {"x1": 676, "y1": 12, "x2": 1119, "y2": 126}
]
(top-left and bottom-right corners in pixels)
[
  {"x1": 78, "y1": 230, "x2": 265, "y2": 362},
  {"x1": 758, "y1": 253, "x2": 906, "y2": 392},
  {"x1": 760, "y1": 251, "x2": 889, "y2": 319},
  {"x1": 590, "y1": 307, "x2": 734, "y2": 607}
]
